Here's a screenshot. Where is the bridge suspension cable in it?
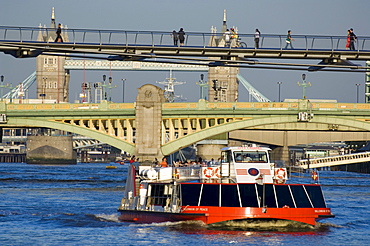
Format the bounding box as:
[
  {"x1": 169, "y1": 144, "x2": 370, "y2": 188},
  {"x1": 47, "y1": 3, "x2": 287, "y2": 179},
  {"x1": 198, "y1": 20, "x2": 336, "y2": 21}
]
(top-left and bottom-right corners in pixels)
[
  {"x1": 3, "y1": 71, "x2": 36, "y2": 99},
  {"x1": 237, "y1": 74, "x2": 270, "y2": 102}
]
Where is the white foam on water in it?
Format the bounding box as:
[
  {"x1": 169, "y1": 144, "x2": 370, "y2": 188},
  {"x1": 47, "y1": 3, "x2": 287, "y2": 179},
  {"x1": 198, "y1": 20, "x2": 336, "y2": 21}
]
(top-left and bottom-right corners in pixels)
[{"x1": 94, "y1": 213, "x2": 120, "y2": 223}]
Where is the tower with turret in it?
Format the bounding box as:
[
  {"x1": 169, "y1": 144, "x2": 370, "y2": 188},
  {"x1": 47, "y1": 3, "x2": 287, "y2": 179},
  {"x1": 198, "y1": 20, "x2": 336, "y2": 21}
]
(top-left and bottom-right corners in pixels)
[
  {"x1": 207, "y1": 10, "x2": 239, "y2": 102},
  {"x1": 36, "y1": 8, "x2": 70, "y2": 102}
]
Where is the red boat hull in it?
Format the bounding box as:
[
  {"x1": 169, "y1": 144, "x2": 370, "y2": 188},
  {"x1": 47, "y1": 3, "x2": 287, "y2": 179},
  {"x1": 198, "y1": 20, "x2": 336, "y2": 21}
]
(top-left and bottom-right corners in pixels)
[
  {"x1": 118, "y1": 206, "x2": 334, "y2": 226},
  {"x1": 118, "y1": 209, "x2": 206, "y2": 223}
]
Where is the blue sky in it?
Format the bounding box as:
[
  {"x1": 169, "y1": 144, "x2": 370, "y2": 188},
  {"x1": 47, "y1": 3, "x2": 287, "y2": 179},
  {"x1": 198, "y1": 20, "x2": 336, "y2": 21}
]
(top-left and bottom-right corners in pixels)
[{"x1": 0, "y1": 0, "x2": 369, "y2": 103}]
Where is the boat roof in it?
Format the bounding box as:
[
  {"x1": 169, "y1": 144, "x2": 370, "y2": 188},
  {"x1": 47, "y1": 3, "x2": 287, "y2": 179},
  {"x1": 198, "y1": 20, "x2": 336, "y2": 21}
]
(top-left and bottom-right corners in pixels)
[{"x1": 221, "y1": 146, "x2": 271, "y2": 151}]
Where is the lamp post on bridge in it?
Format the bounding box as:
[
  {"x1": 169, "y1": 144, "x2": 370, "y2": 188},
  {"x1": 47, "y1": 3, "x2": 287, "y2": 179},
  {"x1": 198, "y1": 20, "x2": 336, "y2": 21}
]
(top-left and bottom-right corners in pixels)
[
  {"x1": 0, "y1": 75, "x2": 14, "y2": 102},
  {"x1": 0, "y1": 75, "x2": 5, "y2": 101},
  {"x1": 121, "y1": 79, "x2": 126, "y2": 103},
  {"x1": 101, "y1": 75, "x2": 108, "y2": 101},
  {"x1": 107, "y1": 76, "x2": 117, "y2": 102},
  {"x1": 356, "y1": 83, "x2": 360, "y2": 103},
  {"x1": 41, "y1": 77, "x2": 47, "y2": 103},
  {"x1": 196, "y1": 74, "x2": 209, "y2": 100},
  {"x1": 277, "y1": 81, "x2": 282, "y2": 102},
  {"x1": 297, "y1": 74, "x2": 311, "y2": 99}
]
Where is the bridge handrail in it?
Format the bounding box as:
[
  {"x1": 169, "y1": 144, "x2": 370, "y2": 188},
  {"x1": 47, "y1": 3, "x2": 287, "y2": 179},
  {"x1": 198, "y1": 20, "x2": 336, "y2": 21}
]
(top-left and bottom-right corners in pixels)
[
  {"x1": 1, "y1": 26, "x2": 370, "y2": 51},
  {"x1": 297, "y1": 151, "x2": 370, "y2": 166}
]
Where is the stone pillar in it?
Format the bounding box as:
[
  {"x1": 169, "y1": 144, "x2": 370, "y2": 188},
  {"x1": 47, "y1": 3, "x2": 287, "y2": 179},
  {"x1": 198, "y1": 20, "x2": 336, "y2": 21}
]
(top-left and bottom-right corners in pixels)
[
  {"x1": 197, "y1": 143, "x2": 227, "y2": 161},
  {"x1": 271, "y1": 131, "x2": 290, "y2": 164},
  {"x1": 135, "y1": 84, "x2": 165, "y2": 163},
  {"x1": 26, "y1": 136, "x2": 76, "y2": 164},
  {"x1": 271, "y1": 146, "x2": 290, "y2": 164}
]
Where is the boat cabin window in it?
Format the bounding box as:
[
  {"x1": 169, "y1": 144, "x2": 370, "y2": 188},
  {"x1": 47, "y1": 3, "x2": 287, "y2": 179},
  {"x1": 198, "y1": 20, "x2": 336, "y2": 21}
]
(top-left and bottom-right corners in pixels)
[
  {"x1": 199, "y1": 184, "x2": 220, "y2": 206},
  {"x1": 180, "y1": 183, "x2": 327, "y2": 209},
  {"x1": 290, "y1": 185, "x2": 312, "y2": 208},
  {"x1": 180, "y1": 183, "x2": 202, "y2": 206},
  {"x1": 275, "y1": 185, "x2": 295, "y2": 208},
  {"x1": 233, "y1": 151, "x2": 268, "y2": 163},
  {"x1": 305, "y1": 185, "x2": 326, "y2": 208},
  {"x1": 221, "y1": 184, "x2": 240, "y2": 207}
]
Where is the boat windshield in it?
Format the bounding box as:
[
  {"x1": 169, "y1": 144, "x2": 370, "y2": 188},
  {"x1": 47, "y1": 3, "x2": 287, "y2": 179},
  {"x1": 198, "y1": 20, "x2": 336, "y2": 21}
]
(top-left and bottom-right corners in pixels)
[{"x1": 233, "y1": 151, "x2": 268, "y2": 163}]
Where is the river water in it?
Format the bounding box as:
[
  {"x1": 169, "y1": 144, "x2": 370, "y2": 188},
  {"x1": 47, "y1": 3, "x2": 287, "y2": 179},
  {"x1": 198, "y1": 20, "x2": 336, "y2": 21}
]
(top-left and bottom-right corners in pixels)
[{"x1": 1, "y1": 162, "x2": 369, "y2": 246}]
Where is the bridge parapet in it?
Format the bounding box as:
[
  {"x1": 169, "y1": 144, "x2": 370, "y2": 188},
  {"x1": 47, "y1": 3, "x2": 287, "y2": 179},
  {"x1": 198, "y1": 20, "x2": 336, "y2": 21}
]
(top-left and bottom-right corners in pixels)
[{"x1": 3, "y1": 100, "x2": 370, "y2": 113}]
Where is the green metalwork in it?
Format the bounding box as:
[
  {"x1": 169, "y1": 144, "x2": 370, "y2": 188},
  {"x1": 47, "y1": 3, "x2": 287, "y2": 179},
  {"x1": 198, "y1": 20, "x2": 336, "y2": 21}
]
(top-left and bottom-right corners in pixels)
[
  {"x1": 3, "y1": 100, "x2": 370, "y2": 155},
  {"x1": 7, "y1": 117, "x2": 136, "y2": 154}
]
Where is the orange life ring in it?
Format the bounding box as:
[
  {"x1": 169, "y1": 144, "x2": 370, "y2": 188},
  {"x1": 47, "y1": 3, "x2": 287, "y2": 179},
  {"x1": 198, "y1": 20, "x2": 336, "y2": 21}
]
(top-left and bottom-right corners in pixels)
[
  {"x1": 203, "y1": 167, "x2": 214, "y2": 178},
  {"x1": 214, "y1": 167, "x2": 221, "y2": 178},
  {"x1": 311, "y1": 171, "x2": 318, "y2": 181},
  {"x1": 274, "y1": 168, "x2": 286, "y2": 183}
]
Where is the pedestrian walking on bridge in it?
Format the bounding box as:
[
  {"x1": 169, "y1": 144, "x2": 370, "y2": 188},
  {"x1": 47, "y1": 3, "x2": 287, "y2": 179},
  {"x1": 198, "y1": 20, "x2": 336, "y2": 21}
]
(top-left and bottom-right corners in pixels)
[
  {"x1": 284, "y1": 30, "x2": 294, "y2": 49},
  {"x1": 349, "y1": 28, "x2": 357, "y2": 50},
  {"x1": 254, "y1": 29, "x2": 261, "y2": 48}
]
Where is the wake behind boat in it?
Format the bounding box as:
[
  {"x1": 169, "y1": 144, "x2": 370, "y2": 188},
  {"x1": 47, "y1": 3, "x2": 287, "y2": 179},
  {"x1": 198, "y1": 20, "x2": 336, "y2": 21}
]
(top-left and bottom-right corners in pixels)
[{"x1": 118, "y1": 146, "x2": 334, "y2": 226}]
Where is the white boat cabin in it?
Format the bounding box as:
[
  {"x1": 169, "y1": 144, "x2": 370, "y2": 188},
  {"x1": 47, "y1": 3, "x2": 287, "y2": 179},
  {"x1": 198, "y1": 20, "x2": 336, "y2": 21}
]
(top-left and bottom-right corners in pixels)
[{"x1": 137, "y1": 146, "x2": 287, "y2": 184}]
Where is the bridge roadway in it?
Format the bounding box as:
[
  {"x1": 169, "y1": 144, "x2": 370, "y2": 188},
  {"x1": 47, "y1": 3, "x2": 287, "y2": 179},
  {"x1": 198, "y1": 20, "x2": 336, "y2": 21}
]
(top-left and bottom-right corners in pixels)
[
  {"x1": 1, "y1": 26, "x2": 370, "y2": 71},
  {"x1": 3, "y1": 97, "x2": 370, "y2": 161}
]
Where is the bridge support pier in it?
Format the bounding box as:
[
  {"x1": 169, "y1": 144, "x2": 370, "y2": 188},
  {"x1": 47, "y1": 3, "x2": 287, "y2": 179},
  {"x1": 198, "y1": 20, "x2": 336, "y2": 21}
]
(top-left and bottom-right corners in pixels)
[
  {"x1": 134, "y1": 84, "x2": 165, "y2": 163},
  {"x1": 196, "y1": 142, "x2": 228, "y2": 162},
  {"x1": 26, "y1": 136, "x2": 76, "y2": 164},
  {"x1": 271, "y1": 146, "x2": 290, "y2": 165}
]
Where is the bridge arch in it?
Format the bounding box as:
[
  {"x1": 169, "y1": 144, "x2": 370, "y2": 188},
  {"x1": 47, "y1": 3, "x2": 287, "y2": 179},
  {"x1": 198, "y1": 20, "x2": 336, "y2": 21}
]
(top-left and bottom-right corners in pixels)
[
  {"x1": 7, "y1": 118, "x2": 135, "y2": 153},
  {"x1": 161, "y1": 115, "x2": 370, "y2": 155}
]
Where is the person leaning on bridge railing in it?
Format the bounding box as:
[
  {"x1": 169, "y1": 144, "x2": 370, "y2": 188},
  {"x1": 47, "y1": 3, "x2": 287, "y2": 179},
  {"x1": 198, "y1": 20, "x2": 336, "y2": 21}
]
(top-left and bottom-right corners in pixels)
[
  {"x1": 178, "y1": 28, "x2": 185, "y2": 46},
  {"x1": 171, "y1": 30, "x2": 178, "y2": 46}
]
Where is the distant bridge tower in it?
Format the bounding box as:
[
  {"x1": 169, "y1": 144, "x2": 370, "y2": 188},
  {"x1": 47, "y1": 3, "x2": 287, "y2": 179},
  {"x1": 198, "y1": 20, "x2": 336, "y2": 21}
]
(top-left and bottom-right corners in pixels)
[
  {"x1": 36, "y1": 7, "x2": 70, "y2": 102},
  {"x1": 207, "y1": 10, "x2": 239, "y2": 102}
]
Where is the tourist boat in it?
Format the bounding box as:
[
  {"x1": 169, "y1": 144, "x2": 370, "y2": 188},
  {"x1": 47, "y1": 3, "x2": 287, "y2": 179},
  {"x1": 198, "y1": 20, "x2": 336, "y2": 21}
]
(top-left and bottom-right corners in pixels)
[{"x1": 117, "y1": 146, "x2": 334, "y2": 226}]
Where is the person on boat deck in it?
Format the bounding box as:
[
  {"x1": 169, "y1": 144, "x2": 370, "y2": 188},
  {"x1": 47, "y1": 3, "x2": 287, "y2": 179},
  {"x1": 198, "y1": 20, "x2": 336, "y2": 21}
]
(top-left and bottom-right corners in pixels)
[
  {"x1": 132, "y1": 160, "x2": 140, "y2": 175},
  {"x1": 207, "y1": 158, "x2": 215, "y2": 167},
  {"x1": 129, "y1": 155, "x2": 136, "y2": 164},
  {"x1": 160, "y1": 157, "x2": 168, "y2": 167}
]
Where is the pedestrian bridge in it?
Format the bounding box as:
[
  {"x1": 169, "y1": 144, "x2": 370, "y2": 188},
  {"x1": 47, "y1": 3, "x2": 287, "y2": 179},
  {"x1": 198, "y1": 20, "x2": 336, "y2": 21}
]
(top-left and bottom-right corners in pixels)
[
  {"x1": 2, "y1": 98, "x2": 370, "y2": 159},
  {"x1": 297, "y1": 152, "x2": 370, "y2": 169},
  {"x1": 1, "y1": 26, "x2": 370, "y2": 71}
]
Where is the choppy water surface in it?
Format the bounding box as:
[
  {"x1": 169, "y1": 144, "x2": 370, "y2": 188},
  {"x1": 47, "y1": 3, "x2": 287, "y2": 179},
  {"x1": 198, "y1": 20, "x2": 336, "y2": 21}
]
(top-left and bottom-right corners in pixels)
[{"x1": 0, "y1": 163, "x2": 369, "y2": 245}]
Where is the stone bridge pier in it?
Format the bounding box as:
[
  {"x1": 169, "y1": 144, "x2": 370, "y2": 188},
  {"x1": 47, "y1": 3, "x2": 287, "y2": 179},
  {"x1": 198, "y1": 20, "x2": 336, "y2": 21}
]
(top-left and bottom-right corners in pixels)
[
  {"x1": 134, "y1": 84, "x2": 165, "y2": 163},
  {"x1": 134, "y1": 84, "x2": 227, "y2": 163}
]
